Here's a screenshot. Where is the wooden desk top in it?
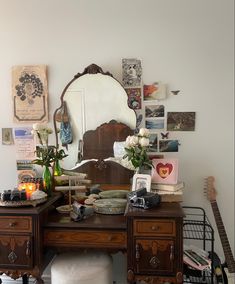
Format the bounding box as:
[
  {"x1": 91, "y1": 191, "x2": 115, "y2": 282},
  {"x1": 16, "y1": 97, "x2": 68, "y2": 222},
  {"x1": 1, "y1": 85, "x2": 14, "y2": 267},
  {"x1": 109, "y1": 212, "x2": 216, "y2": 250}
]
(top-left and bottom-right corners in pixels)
[{"x1": 44, "y1": 210, "x2": 127, "y2": 230}]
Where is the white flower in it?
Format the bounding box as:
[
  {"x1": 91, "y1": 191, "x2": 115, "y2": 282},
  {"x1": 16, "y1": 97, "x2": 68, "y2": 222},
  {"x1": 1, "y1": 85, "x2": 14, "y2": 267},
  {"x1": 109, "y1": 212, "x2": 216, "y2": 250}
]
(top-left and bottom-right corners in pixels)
[
  {"x1": 125, "y1": 135, "x2": 139, "y2": 148},
  {"x1": 33, "y1": 123, "x2": 53, "y2": 133},
  {"x1": 32, "y1": 123, "x2": 53, "y2": 146},
  {"x1": 32, "y1": 123, "x2": 41, "y2": 131},
  {"x1": 139, "y1": 137, "x2": 149, "y2": 147},
  {"x1": 138, "y1": 128, "x2": 149, "y2": 137}
]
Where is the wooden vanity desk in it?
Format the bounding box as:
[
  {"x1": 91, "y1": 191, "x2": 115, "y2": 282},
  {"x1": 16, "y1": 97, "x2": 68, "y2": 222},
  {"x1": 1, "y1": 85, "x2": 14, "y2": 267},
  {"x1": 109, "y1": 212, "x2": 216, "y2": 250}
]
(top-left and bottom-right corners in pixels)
[{"x1": 43, "y1": 201, "x2": 185, "y2": 284}]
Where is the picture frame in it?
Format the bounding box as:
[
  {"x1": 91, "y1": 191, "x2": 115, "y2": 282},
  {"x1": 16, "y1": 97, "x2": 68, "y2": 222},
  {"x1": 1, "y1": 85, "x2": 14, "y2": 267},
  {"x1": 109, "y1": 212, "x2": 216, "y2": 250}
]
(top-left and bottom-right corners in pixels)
[
  {"x1": 132, "y1": 174, "x2": 151, "y2": 192},
  {"x1": 151, "y1": 158, "x2": 179, "y2": 184}
]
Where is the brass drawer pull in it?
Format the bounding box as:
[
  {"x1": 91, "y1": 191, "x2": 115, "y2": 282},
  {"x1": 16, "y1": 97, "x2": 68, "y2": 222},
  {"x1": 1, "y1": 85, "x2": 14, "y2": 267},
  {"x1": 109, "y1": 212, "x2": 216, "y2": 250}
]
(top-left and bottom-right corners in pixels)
[
  {"x1": 9, "y1": 222, "x2": 16, "y2": 227},
  {"x1": 149, "y1": 256, "x2": 160, "y2": 268},
  {"x1": 170, "y1": 244, "x2": 174, "y2": 261},
  {"x1": 151, "y1": 225, "x2": 159, "y2": 231},
  {"x1": 26, "y1": 241, "x2": 31, "y2": 257},
  {"x1": 107, "y1": 235, "x2": 113, "y2": 241}
]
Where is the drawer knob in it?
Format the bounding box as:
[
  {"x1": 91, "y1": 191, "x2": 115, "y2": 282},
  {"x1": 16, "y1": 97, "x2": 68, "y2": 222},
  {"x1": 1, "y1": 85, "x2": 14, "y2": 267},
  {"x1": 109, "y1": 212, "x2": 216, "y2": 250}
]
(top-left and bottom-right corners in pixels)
[
  {"x1": 107, "y1": 235, "x2": 113, "y2": 241},
  {"x1": 149, "y1": 256, "x2": 160, "y2": 268},
  {"x1": 151, "y1": 225, "x2": 159, "y2": 231},
  {"x1": 9, "y1": 222, "x2": 16, "y2": 227}
]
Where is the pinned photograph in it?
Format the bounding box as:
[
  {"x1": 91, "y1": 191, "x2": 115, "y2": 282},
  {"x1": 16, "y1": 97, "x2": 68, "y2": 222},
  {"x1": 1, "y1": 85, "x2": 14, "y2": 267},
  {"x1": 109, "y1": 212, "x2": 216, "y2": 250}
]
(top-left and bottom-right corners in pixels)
[
  {"x1": 167, "y1": 112, "x2": 196, "y2": 131},
  {"x1": 143, "y1": 82, "x2": 167, "y2": 101},
  {"x1": 145, "y1": 119, "x2": 164, "y2": 130},
  {"x1": 125, "y1": 88, "x2": 142, "y2": 110},
  {"x1": 135, "y1": 110, "x2": 144, "y2": 132},
  {"x1": 159, "y1": 140, "x2": 179, "y2": 152},
  {"x1": 149, "y1": 133, "x2": 158, "y2": 152},
  {"x1": 122, "y1": 58, "x2": 142, "y2": 88},
  {"x1": 145, "y1": 105, "x2": 165, "y2": 118},
  {"x1": 2, "y1": 128, "x2": 14, "y2": 145}
]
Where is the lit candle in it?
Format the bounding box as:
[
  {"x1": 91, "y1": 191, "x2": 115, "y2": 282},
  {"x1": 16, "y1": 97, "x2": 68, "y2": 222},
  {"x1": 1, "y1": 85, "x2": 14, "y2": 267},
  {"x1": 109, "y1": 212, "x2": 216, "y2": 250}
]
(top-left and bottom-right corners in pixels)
[
  {"x1": 18, "y1": 182, "x2": 27, "y2": 191},
  {"x1": 25, "y1": 183, "x2": 36, "y2": 200}
]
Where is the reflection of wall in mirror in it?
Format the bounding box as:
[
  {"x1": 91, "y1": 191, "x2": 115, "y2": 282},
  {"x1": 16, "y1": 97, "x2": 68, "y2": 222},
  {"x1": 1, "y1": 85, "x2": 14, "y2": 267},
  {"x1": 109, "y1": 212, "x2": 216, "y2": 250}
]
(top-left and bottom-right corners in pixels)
[{"x1": 58, "y1": 72, "x2": 137, "y2": 170}]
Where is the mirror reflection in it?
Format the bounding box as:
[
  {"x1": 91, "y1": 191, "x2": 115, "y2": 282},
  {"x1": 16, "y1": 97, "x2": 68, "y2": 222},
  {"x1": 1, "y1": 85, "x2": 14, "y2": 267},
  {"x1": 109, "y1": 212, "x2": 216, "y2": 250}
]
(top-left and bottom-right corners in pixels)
[{"x1": 54, "y1": 64, "x2": 136, "y2": 170}]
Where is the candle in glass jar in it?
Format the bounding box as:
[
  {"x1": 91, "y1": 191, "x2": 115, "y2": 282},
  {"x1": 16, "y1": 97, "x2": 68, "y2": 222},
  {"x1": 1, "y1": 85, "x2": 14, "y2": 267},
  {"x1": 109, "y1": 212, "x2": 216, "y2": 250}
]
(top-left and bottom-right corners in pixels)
[
  {"x1": 25, "y1": 183, "x2": 36, "y2": 200},
  {"x1": 18, "y1": 182, "x2": 27, "y2": 191}
]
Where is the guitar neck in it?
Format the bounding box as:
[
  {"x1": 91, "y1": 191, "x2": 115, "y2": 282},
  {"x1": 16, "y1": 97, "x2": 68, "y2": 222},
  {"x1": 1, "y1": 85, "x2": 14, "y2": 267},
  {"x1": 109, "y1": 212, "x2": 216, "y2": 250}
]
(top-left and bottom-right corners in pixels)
[{"x1": 211, "y1": 201, "x2": 235, "y2": 273}]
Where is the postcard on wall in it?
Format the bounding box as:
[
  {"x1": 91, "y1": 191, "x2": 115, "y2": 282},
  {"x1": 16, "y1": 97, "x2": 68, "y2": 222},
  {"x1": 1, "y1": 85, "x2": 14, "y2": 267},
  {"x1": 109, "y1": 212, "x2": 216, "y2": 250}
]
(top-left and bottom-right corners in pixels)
[
  {"x1": 145, "y1": 105, "x2": 165, "y2": 118},
  {"x1": 2, "y1": 128, "x2": 14, "y2": 145},
  {"x1": 151, "y1": 158, "x2": 179, "y2": 184},
  {"x1": 122, "y1": 58, "x2": 142, "y2": 88},
  {"x1": 125, "y1": 88, "x2": 142, "y2": 109},
  {"x1": 167, "y1": 112, "x2": 196, "y2": 131},
  {"x1": 12, "y1": 65, "x2": 48, "y2": 123},
  {"x1": 145, "y1": 118, "x2": 164, "y2": 130},
  {"x1": 135, "y1": 109, "x2": 144, "y2": 132},
  {"x1": 143, "y1": 82, "x2": 167, "y2": 101},
  {"x1": 159, "y1": 140, "x2": 179, "y2": 152},
  {"x1": 149, "y1": 133, "x2": 158, "y2": 152},
  {"x1": 14, "y1": 127, "x2": 36, "y2": 160}
]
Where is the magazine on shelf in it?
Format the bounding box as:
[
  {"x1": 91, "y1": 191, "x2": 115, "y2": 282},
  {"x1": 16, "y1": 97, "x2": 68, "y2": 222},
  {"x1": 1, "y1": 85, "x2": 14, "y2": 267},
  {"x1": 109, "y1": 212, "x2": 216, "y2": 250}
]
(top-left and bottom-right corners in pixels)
[{"x1": 183, "y1": 245, "x2": 211, "y2": 271}]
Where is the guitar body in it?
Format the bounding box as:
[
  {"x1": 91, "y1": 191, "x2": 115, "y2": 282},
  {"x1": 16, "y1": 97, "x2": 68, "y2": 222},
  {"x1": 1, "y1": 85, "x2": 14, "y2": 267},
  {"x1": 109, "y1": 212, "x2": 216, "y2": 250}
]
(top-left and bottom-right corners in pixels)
[
  {"x1": 209, "y1": 251, "x2": 228, "y2": 284},
  {"x1": 205, "y1": 177, "x2": 235, "y2": 284},
  {"x1": 223, "y1": 267, "x2": 235, "y2": 284}
]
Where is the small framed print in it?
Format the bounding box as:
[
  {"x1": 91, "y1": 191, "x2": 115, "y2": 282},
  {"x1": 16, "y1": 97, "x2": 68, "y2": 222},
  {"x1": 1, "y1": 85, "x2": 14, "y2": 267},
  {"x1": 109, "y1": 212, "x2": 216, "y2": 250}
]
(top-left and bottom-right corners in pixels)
[
  {"x1": 132, "y1": 174, "x2": 151, "y2": 192},
  {"x1": 151, "y1": 158, "x2": 179, "y2": 184}
]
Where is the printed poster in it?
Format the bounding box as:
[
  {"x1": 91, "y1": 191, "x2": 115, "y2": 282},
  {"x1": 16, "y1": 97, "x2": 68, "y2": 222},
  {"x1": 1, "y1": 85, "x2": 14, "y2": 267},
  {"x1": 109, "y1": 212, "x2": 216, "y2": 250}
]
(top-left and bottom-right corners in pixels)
[{"x1": 12, "y1": 65, "x2": 48, "y2": 123}]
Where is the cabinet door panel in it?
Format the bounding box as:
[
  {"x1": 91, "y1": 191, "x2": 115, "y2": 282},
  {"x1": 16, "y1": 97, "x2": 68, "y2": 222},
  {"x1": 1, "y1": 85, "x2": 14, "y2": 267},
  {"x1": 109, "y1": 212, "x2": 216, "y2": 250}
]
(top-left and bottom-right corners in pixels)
[
  {"x1": 135, "y1": 238, "x2": 175, "y2": 274},
  {"x1": 0, "y1": 235, "x2": 33, "y2": 268}
]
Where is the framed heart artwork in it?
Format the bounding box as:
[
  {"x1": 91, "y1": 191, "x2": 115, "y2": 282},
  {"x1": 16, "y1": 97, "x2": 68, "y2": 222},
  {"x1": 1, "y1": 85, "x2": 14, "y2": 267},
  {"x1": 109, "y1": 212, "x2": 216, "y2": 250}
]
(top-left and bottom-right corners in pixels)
[{"x1": 151, "y1": 158, "x2": 178, "y2": 184}]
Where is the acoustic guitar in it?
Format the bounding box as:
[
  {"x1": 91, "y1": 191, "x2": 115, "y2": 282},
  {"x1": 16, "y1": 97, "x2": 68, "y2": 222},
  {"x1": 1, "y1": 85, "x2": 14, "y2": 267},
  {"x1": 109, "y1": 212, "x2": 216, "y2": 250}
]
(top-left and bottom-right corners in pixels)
[{"x1": 205, "y1": 176, "x2": 235, "y2": 284}]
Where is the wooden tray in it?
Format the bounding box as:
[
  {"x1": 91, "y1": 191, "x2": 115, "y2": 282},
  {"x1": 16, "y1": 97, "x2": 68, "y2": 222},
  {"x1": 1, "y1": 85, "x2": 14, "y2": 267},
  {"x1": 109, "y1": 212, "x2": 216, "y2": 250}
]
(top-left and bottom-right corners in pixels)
[{"x1": 0, "y1": 197, "x2": 47, "y2": 207}]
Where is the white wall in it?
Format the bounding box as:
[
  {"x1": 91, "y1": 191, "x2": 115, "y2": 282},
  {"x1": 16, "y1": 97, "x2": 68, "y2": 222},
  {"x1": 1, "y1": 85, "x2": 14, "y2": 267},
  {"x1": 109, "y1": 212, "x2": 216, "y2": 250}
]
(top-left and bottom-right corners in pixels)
[{"x1": 0, "y1": 0, "x2": 234, "y2": 263}]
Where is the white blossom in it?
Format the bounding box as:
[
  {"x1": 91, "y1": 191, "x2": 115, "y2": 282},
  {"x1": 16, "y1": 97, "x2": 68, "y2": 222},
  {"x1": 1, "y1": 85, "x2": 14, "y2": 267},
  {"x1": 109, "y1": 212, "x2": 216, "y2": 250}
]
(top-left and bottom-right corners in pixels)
[
  {"x1": 125, "y1": 135, "x2": 138, "y2": 148},
  {"x1": 32, "y1": 123, "x2": 53, "y2": 146},
  {"x1": 138, "y1": 128, "x2": 149, "y2": 137},
  {"x1": 139, "y1": 137, "x2": 149, "y2": 147}
]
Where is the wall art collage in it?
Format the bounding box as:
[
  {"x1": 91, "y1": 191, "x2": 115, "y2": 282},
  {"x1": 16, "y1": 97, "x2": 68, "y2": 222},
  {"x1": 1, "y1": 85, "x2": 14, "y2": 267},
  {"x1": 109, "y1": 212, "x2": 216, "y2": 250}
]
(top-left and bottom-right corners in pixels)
[{"x1": 122, "y1": 58, "x2": 196, "y2": 154}]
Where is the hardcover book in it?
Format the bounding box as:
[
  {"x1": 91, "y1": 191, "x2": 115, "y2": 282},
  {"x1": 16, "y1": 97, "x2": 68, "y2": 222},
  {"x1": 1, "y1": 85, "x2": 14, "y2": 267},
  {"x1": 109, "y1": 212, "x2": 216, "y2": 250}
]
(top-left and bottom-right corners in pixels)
[{"x1": 151, "y1": 181, "x2": 184, "y2": 192}]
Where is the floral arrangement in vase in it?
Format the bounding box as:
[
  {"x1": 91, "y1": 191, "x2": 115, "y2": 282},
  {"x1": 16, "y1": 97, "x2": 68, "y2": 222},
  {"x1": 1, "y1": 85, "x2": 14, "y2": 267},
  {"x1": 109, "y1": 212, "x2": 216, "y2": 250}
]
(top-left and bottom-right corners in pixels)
[
  {"x1": 123, "y1": 128, "x2": 153, "y2": 173},
  {"x1": 31, "y1": 123, "x2": 67, "y2": 195}
]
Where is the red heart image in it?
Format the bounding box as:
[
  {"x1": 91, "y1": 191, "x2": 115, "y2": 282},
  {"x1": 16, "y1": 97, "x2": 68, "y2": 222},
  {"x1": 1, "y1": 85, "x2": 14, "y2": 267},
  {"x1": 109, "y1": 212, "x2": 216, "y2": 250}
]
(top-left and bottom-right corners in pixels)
[{"x1": 156, "y1": 163, "x2": 173, "y2": 179}]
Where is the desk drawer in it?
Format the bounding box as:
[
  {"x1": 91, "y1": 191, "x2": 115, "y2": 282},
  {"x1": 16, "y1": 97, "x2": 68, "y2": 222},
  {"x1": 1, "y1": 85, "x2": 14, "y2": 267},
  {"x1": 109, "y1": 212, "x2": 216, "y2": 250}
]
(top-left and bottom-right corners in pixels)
[
  {"x1": 0, "y1": 216, "x2": 32, "y2": 233},
  {"x1": 134, "y1": 219, "x2": 175, "y2": 236},
  {"x1": 44, "y1": 229, "x2": 127, "y2": 249}
]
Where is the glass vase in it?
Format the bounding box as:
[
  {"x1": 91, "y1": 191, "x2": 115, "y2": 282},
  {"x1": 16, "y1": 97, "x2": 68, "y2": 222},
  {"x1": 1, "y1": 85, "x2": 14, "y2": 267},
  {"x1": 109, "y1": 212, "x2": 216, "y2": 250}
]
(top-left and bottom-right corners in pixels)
[
  {"x1": 137, "y1": 165, "x2": 152, "y2": 175},
  {"x1": 42, "y1": 166, "x2": 52, "y2": 197},
  {"x1": 53, "y1": 159, "x2": 63, "y2": 176}
]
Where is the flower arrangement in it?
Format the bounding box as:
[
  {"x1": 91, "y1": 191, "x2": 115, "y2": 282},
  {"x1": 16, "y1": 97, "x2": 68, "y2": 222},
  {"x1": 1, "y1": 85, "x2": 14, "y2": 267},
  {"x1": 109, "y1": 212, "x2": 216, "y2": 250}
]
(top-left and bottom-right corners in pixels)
[
  {"x1": 123, "y1": 128, "x2": 153, "y2": 172},
  {"x1": 31, "y1": 123, "x2": 67, "y2": 168}
]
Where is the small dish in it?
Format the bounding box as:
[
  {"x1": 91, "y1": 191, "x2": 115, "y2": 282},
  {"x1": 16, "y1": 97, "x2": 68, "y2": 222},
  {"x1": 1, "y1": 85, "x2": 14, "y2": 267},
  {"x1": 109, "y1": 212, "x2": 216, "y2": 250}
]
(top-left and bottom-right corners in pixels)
[
  {"x1": 99, "y1": 190, "x2": 129, "y2": 199},
  {"x1": 56, "y1": 204, "x2": 72, "y2": 214},
  {"x1": 93, "y1": 198, "x2": 127, "y2": 215}
]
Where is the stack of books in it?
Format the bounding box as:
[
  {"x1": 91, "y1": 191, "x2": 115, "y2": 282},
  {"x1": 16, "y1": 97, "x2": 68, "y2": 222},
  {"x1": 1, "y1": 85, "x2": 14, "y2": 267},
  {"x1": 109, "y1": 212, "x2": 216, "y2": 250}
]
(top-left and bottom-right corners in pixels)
[{"x1": 151, "y1": 181, "x2": 184, "y2": 202}]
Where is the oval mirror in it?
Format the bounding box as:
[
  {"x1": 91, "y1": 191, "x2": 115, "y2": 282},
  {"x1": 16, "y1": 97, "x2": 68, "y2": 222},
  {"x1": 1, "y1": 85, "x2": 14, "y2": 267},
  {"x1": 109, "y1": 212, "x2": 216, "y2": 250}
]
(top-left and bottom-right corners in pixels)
[{"x1": 53, "y1": 64, "x2": 136, "y2": 169}]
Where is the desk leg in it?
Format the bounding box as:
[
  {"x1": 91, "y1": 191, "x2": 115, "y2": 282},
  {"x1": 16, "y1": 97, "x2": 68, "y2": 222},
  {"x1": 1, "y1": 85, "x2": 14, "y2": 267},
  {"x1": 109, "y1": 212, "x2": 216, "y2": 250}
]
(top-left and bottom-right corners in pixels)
[{"x1": 22, "y1": 274, "x2": 28, "y2": 284}]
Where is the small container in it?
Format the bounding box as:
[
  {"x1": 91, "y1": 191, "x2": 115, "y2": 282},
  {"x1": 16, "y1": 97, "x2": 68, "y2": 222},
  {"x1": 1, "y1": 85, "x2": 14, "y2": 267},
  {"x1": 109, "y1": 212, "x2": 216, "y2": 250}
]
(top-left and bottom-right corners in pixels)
[{"x1": 2, "y1": 190, "x2": 11, "y2": 201}]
